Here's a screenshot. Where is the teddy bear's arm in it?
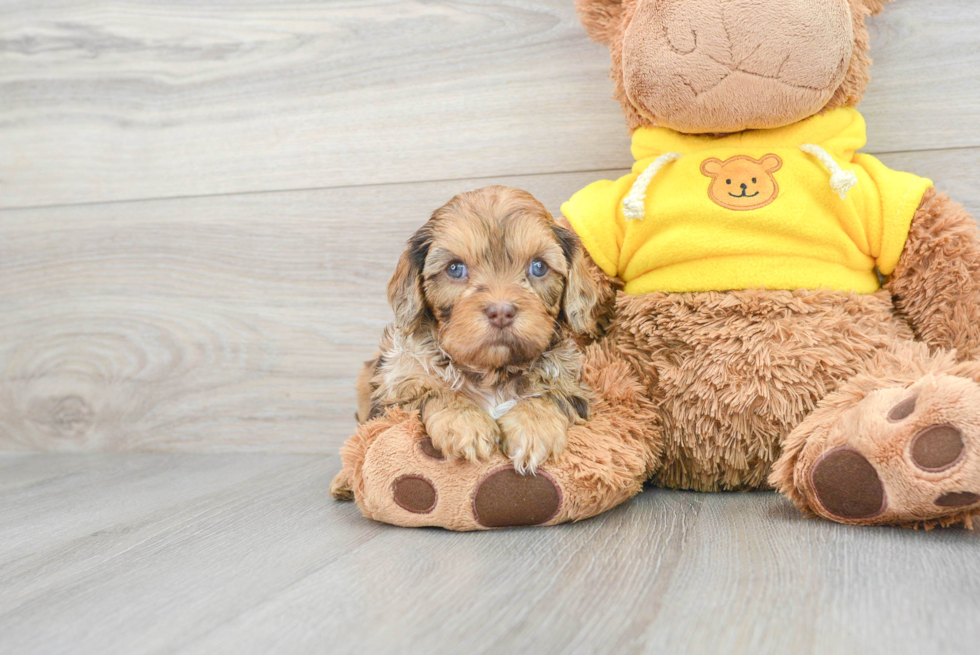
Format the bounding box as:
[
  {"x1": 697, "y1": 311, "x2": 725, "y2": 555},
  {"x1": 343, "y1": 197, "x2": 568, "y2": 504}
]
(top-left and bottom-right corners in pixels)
[{"x1": 885, "y1": 188, "x2": 980, "y2": 361}]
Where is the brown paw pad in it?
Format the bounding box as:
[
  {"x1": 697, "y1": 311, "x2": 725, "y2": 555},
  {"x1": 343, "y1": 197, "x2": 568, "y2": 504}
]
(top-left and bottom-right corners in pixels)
[
  {"x1": 810, "y1": 447, "x2": 886, "y2": 520},
  {"x1": 935, "y1": 492, "x2": 980, "y2": 508},
  {"x1": 418, "y1": 436, "x2": 445, "y2": 460},
  {"x1": 473, "y1": 467, "x2": 561, "y2": 528},
  {"x1": 392, "y1": 475, "x2": 437, "y2": 514},
  {"x1": 910, "y1": 425, "x2": 965, "y2": 472},
  {"x1": 887, "y1": 395, "x2": 917, "y2": 422}
]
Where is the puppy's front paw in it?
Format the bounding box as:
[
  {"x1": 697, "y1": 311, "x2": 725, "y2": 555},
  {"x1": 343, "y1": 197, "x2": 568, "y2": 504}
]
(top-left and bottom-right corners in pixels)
[
  {"x1": 499, "y1": 399, "x2": 570, "y2": 474},
  {"x1": 425, "y1": 403, "x2": 500, "y2": 463}
]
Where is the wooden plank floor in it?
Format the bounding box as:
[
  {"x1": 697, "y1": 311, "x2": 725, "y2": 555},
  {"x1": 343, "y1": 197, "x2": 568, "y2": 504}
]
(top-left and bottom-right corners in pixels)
[{"x1": 2, "y1": 453, "x2": 979, "y2": 655}]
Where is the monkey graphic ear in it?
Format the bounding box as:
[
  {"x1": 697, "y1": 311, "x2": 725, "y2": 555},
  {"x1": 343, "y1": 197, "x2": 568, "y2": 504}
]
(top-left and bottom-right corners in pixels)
[
  {"x1": 700, "y1": 158, "x2": 724, "y2": 177},
  {"x1": 761, "y1": 155, "x2": 783, "y2": 173}
]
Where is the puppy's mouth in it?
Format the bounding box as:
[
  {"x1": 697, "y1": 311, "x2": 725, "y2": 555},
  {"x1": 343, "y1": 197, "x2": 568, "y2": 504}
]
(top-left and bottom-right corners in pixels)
[
  {"x1": 448, "y1": 330, "x2": 546, "y2": 370},
  {"x1": 484, "y1": 332, "x2": 533, "y2": 357},
  {"x1": 485, "y1": 326, "x2": 517, "y2": 342},
  {"x1": 438, "y1": 300, "x2": 556, "y2": 371}
]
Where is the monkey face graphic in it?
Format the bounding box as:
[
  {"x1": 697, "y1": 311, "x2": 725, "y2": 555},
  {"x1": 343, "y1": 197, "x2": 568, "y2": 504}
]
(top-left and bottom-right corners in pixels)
[{"x1": 700, "y1": 155, "x2": 783, "y2": 210}]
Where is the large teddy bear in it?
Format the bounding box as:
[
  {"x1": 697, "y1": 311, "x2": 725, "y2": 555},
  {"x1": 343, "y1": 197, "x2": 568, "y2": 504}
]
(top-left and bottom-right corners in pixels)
[{"x1": 332, "y1": 0, "x2": 980, "y2": 530}]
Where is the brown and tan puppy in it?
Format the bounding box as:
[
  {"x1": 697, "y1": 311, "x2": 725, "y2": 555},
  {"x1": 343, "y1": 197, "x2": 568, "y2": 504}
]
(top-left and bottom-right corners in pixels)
[{"x1": 357, "y1": 186, "x2": 610, "y2": 472}]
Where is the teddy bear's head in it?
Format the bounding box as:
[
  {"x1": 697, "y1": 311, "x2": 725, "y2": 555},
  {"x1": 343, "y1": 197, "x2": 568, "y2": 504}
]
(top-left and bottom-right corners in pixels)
[{"x1": 576, "y1": 0, "x2": 893, "y2": 134}]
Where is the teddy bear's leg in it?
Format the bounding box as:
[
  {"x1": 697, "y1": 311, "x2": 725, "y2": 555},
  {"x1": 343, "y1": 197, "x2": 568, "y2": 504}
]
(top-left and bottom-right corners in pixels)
[
  {"x1": 771, "y1": 340, "x2": 980, "y2": 528},
  {"x1": 331, "y1": 342, "x2": 662, "y2": 530}
]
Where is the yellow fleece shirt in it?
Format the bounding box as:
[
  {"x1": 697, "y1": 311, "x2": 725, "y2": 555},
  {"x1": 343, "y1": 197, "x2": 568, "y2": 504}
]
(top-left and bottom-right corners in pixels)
[{"x1": 561, "y1": 108, "x2": 933, "y2": 294}]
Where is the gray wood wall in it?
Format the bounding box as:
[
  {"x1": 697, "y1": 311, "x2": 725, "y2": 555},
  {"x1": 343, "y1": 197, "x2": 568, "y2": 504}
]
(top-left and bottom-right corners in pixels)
[{"x1": 1, "y1": 0, "x2": 978, "y2": 453}]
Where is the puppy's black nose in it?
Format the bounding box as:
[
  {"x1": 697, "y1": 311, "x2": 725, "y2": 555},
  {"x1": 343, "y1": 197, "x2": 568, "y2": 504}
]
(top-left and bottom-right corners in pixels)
[{"x1": 485, "y1": 303, "x2": 517, "y2": 328}]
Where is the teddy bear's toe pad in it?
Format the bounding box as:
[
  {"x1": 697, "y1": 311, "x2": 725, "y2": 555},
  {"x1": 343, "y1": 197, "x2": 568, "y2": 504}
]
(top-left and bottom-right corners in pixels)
[
  {"x1": 472, "y1": 466, "x2": 562, "y2": 528},
  {"x1": 910, "y1": 425, "x2": 965, "y2": 471},
  {"x1": 392, "y1": 475, "x2": 438, "y2": 514},
  {"x1": 936, "y1": 491, "x2": 980, "y2": 507},
  {"x1": 810, "y1": 447, "x2": 886, "y2": 519},
  {"x1": 418, "y1": 436, "x2": 445, "y2": 460}
]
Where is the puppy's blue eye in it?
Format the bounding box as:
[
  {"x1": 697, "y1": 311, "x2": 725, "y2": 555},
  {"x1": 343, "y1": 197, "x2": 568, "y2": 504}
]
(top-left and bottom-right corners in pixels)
[
  {"x1": 528, "y1": 260, "x2": 548, "y2": 278},
  {"x1": 446, "y1": 262, "x2": 467, "y2": 279}
]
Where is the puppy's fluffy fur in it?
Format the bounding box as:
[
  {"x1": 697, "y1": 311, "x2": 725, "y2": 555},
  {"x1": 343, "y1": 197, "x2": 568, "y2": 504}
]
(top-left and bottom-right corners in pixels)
[{"x1": 357, "y1": 186, "x2": 610, "y2": 472}]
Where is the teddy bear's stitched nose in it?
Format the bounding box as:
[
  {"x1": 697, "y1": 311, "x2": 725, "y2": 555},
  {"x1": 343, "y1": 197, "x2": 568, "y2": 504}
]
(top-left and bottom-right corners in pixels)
[{"x1": 740, "y1": 182, "x2": 748, "y2": 190}]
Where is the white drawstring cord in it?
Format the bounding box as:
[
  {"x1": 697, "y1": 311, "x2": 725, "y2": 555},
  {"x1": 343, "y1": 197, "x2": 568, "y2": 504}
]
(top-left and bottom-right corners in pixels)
[
  {"x1": 622, "y1": 152, "x2": 684, "y2": 221},
  {"x1": 622, "y1": 146, "x2": 855, "y2": 218},
  {"x1": 799, "y1": 144, "x2": 858, "y2": 200}
]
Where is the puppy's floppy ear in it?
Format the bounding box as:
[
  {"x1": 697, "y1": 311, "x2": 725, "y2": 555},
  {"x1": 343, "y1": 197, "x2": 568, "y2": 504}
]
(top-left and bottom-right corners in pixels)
[
  {"x1": 552, "y1": 223, "x2": 614, "y2": 339},
  {"x1": 387, "y1": 223, "x2": 432, "y2": 332},
  {"x1": 575, "y1": 0, "x2": 626, "y2": 46}
]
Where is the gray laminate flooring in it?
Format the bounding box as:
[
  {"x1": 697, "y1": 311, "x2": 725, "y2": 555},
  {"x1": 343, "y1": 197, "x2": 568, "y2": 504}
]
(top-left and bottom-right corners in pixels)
[{"x1": 2, "y1": 454, "x2": 979, "y2": 655}]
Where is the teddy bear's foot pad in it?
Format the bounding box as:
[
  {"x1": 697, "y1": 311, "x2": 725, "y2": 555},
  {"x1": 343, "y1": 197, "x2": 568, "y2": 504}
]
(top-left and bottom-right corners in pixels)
[
  {"x1": 472, "y1": 467, "x2": 562, "y2": 528},
  {"x1": 387, "y1": 460, "x2": 564, "y2": 527},
  {"x1": 810, "y1": 420, "x2": 975, "y2": 518},
  {"x1": 810, "y1": 447, "x2": 885, "y2": 520},
  {"x1": 349, "y1": 414, "x2": 572, "y2": 530},
  {"x1": 795, "y1": 374, "x2": 980, "y2": 527}
]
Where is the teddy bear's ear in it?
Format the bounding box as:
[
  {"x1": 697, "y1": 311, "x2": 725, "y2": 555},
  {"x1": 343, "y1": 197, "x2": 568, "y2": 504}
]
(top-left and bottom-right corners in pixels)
[{"x1": 575, "y1": 0, "x2": 626, "y2": 46}]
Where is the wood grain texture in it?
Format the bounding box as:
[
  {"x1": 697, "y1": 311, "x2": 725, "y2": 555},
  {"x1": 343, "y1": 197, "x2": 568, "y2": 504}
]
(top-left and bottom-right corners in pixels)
[
  {"x1": 0, "y1": 0, "x2": 978, "y2": 209},
  {"x1": 1, "y1": 454, "x2": 979, "y2": 655},
  {"x1": 0, "y1": 169, "x2": 600, "y2": 453},
  {"x1": 2, "y1": 149, "x2": 976, "y2": 454}
]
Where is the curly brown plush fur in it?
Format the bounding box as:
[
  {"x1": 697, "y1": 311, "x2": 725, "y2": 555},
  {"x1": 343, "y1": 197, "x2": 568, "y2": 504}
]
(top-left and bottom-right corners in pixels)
[
  {"x1": 886, "y1": 189, "x2": 980, "y2": 362},
  {"x1": 610, "y1": 288, "x2": 913, "y2": 491}
]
